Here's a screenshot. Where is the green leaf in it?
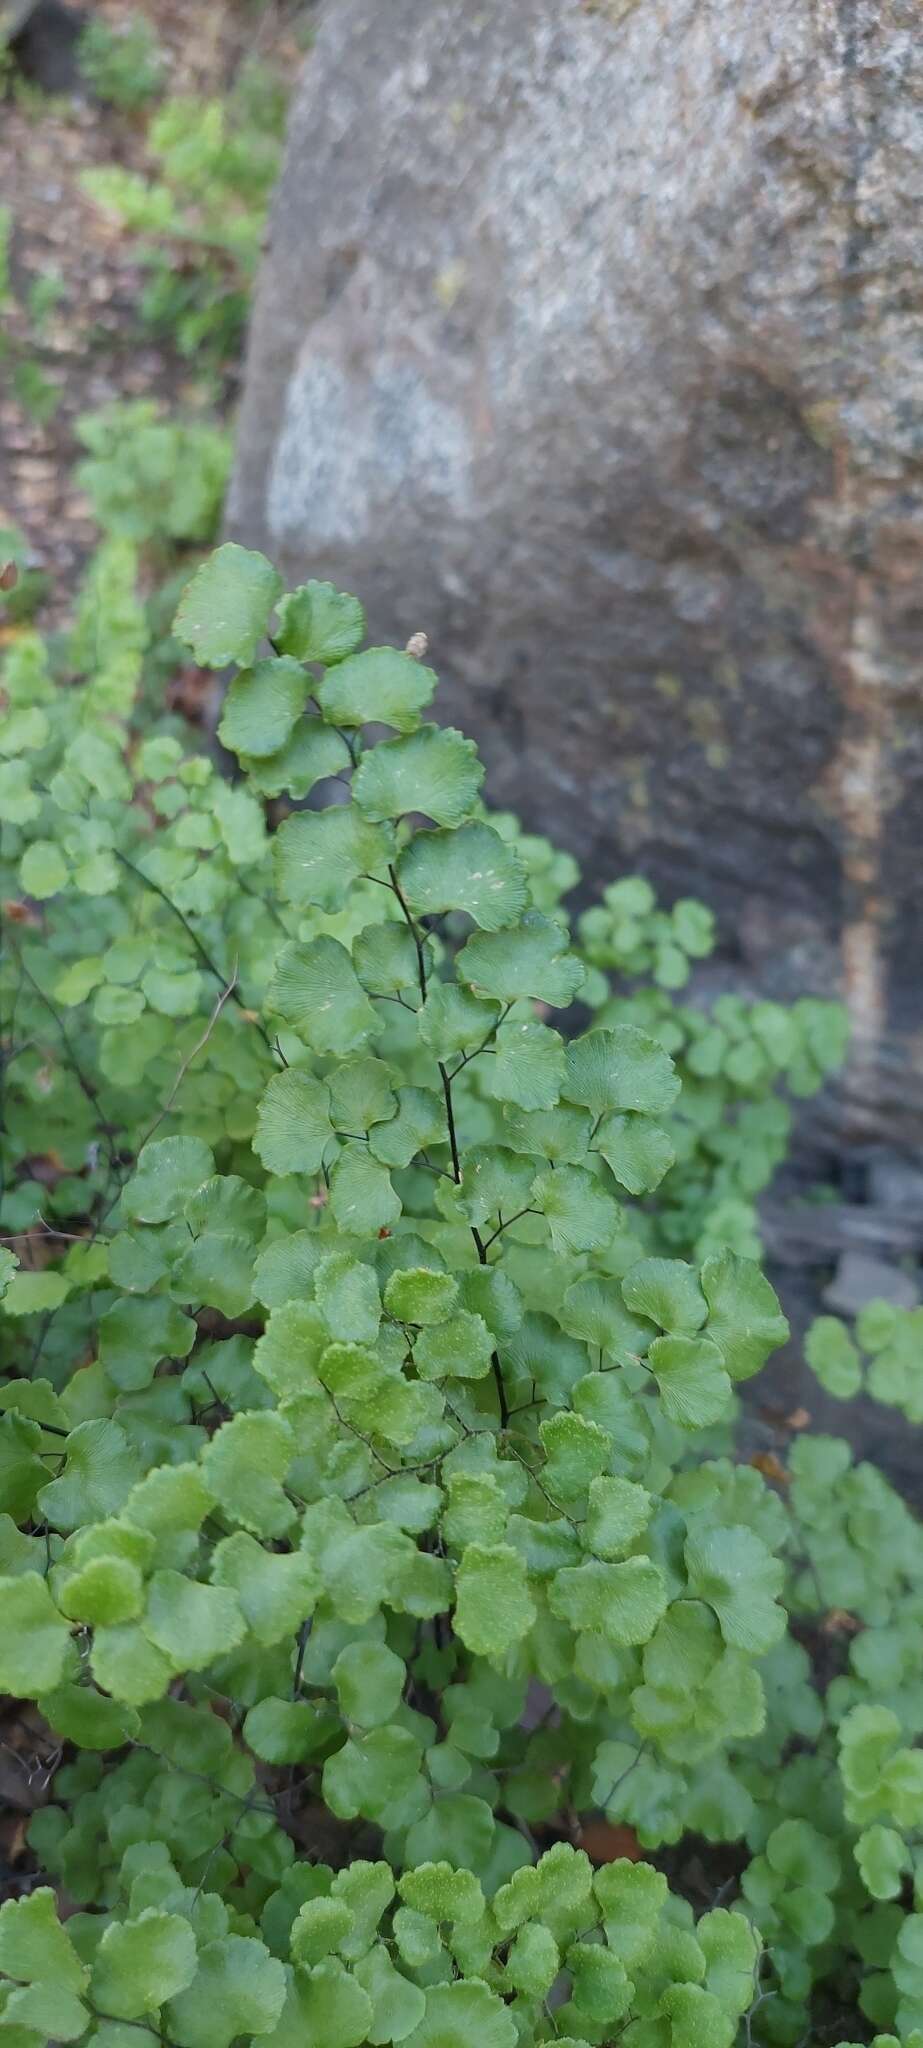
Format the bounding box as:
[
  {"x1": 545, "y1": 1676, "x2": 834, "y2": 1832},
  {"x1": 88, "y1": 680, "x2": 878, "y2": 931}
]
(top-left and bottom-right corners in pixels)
[
  {"x1": 1, "y1": 1268, "x2": 69, "y2": 1315},
  {"x1": 254, "y1": 1303, "x2": 328, "y2": 1400},
  {"x1": 697, "y1": 1907, "x2": 761, "y2": 2016},
  {"x1": 91, "y1": 1912, "x2": 198, "y2": 2018},
  {"x1": 39, "y1": 1420, "x2": 141, "y2": 1531},
  {"x1": 332, "y1": 1642, "x2": 405, "y2": 1728},
  {"x1": 805, "y1": 1316, "x2": 862, "y2": 1399},
  {"x1": 684, "y1": 1524, "x2": 785, "y2": 1654},
  {"x1": 486, "y1": 1016, "x2": 566, "y2": 1112},
  {"x1": 541, "y1": 1411, "x2": 611, "y2": 1500},
  {"x1": 564, "y1": 1026, "x2": 680, "y2": 1118},
  {"x1": 594, "y1": 1858, "x2": 667, "y2": 1966},
  {"x1": 123, "y1": 1136, "x2": 215, "y2": 1225},
  {"x1": 397, "y1": 1864, "x2": 484, "y2": 1926},
  {"x1": 657, "y1": 1982, "x2": 736, "y2": 2048},
  {"x1": 530, "y1": 1164, "x2": 620, "y2": 1256},
  {"x1": 291, "y1": 1897, "x2": 354, "y2": 1968},
  {"x1": 168, "y1": 1935, "x2": 287, "y2": 2048},
  {"x1": 275, "y1": 806, "x2": 393, "y2": 911},
  {"x1": 0, "y1": 1887, "x2": 87, "y2": 1993},
  {"x1": 252, "y1": 1070, "x2": 333, "y2": 1177},
  {"x1": 318, "y1": 646, "x2": 437, "y2": 734},
  {"x1": 585, "y1": 1476, "x2": 652, "y2": 1559},
  {"x1": 353, "y1": 1943, "x2": 426, "y2": 2045},
  {"x1": 37, "y1": 1680, "x2": 139, "y2": 1750},
  {"x1": 549, "y1": 1556, "x2": 667, "y2": 1645},
  {"x1": 201, "y1": 1412, "x2": 295, "y2": 1540},
  {"x1": 353, "y1": 726, "x2": 483, "y2": 826},
  {"x1": 242, "y1": 718, "x2": 352, "y2": 800},
  {"x1": 505, "y1": 1921, "x2": 560, "y2": 1997},
  {"x1": 700, "y1": 1250, "x2": 789, "y2": 1380},
  {"x1": 268, "y1": 938, "x2": 381, "y2": 1055},
  {"x1": 417, "y1": 981, "x2": 500, "y2": 1059},
  {"x1": 329, "y1": 1151, "x2": 401, "y2": 1235},
  {"x1": 649, "y1": 1335, "x2": 732, "y2": 1428},
  {"x1": 91, "y1": 1622, "x2": 174, "y2": 1706},
  {"x1": 414, "y1": 1310, "x2": 493, "y2": 1382},
  {"x1": 173, "y1": 545, "x2": 282, "y2": 668},
  {"x1": 99, "y1": 1295, "x2": 196, "y2": 1392},
  {"x1": 286, "y1": 1957, "x2": 372, "y2": 2048},
  {"x1": 442, "y1": 1474, "x2": 508, "y2": 1549},
  {"x1": 274, "y1": 581, "x2": 365, "y2": 664},
  {"x1": 329, "y1": 1058, "x2": 398, "y2": 1134},
  {"x1": 596, "y1": 1113, "x2": 676, "y2": 1195},
  {"x1": 331, "y1": 1864, "x2": 395, "y2": 1962},
  {"x1": 253, "y1": 1232, "x2": 323, "y2": 1311},
  {"x1": 567, "y1": 1941, "x2": 631, "y2": 2023},
  {"x1": 402, "y1": 1979, "x2": 516, "y2": 2048},
  {"x1": 323, "y1": 1726, "x2": 422, "y2": 1824},
  {"x1": 454, "y1": 1146, "x2": 540, "y2": 1220},
  {"x1": 453, "y1": 1543, "x2": 536, "y2": 1659},
  {"x1": 856, "y1": 1824, "x2": 910, "y2": 1901},
  {"x1": 621, "y1": 1258, "x2": 707, "y2": 1334},
  {"x1": 560, "y1": 1275, "x2": 654, "y2": 1361},
  {"x1": 396, "y1": 823, "x2": 528, "y2": 932},
  {"x1": 244, "y1": 1697, "x2": 326, "y2": 1765},
  {"x1": 384, "y1": 1268, "x2": 458, "y2": 1326},
  {"x1": 353, "y1": 921, "x2": 429, "y2": 998},
  {"x1": 0, "y1": 1572, "x2": 71, "y2": 1695},
  {"x1": 218, "y1": 657, "x2": 310, "y2": 759},
  {"x1": 1, "y1": 1977, "x2": 89, "y2": 2038},
  {"x1": 211, "y1": 1534, "x2": 317, "y2": 1646},
  {"x1": 315, "y1": 1252, "x2": 382, "y2": 1344},
  {"x1": 20, "y1": 838, "x2": 68, "y2": 899},
  {"x1": 458, "y1": 912, "x2": 585, "y2": 1008},
  {"x1": 56, "y1": 1553, "x2": 144, "y2": 1626},
  {"x1": 142, "y1": 1570, "x2": 246, "y2": 1671}
]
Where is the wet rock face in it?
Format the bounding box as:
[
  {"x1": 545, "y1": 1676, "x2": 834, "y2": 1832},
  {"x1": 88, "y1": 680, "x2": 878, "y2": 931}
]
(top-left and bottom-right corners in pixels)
[{"x1": 228, "y1": 0, "x2": 923, "y2": 1143}]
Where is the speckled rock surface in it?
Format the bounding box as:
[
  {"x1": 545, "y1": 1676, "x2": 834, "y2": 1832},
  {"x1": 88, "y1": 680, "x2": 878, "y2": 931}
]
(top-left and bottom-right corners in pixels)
[{"x1": 228, "y1": 0, "x2": 923, "y2": 1144}]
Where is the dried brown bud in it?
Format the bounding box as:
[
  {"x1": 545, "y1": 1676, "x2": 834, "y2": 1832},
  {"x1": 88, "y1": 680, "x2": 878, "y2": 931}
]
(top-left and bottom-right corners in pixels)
[
  {"x1": 0, "y1": 562, "x2": 19, "y2": 593},
  {"x1": 404, "y1": 631, "x2": 429, "y2": 661}
]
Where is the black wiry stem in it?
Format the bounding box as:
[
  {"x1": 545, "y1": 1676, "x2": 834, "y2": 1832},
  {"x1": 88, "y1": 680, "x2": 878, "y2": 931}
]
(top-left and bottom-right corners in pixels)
[{"x1": 387, "y1": 862, "x2": 428, "y2": 1004}]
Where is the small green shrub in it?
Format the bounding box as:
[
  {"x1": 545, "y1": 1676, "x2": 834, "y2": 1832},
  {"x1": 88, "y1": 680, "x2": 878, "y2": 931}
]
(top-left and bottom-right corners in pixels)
[
  {"x1": 0, "y1": 205, "x2": 62, "y2": 426},
  {"x1": 81, "y1": 69, "x2": 285, "y2": 368},
  {"x1": 75, "y1": 402, "x2": 231, "y2": 547},
  {"x1": 77, "y1": 14, "x2": 166, "y2": 111},
  {"x1": 0, "y1": 542, "x2": 918, "y2": 2048}
]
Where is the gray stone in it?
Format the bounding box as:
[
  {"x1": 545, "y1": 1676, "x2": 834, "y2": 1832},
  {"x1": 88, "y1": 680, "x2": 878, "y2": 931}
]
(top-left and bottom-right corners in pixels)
[
  {"x1": 867, "y1": 1152, "x2": 923, "y2": 1216},
  {"x1": 229, "y1": 0, "x2": 923, "y2": 1143},
  {"x1": 822, "y1": 1251, "x2": 920, "y2": 1318},
  {"x1": 1, "y1": 0, "x2": 38, "y2": 38}
]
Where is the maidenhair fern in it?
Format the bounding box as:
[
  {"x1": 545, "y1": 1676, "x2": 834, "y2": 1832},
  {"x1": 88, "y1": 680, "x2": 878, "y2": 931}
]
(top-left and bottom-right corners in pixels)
[{"x1": 0, "y1": 541, "x2": 914, "y2": 2048}]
